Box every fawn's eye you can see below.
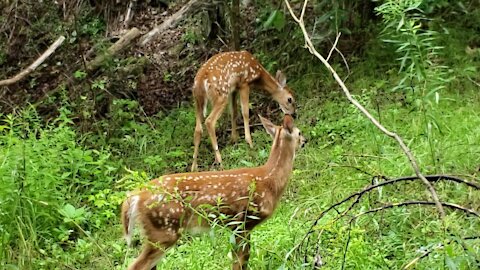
[288,97,293,104]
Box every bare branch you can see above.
[326,33,341,62]
[352,201,480,220]
[0,36,65,87]
[87,27,141,72]
[299,0,308,22]
[284,0,445,218]
[138,0,208,47]
[341,201,479,269]
[297,174,480,265]
[284,0,300,23]
[402,236,480,269]
[402,243,442,269]
[310,175,479,232]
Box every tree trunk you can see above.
[230,0,240,50]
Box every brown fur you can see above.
[191,51,296,171]
[122,115,305,270]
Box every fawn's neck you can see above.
[261,129,296,196]
[256,68,281,95]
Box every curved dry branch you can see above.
[340,201,479,269]
[351,201,480,220]
[138,0,215,47]
[298,174,480,263]
[0,36,65,87]
[284,0,445,218]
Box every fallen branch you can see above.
[285,0,445,218]
[340,201,479,269]
[298,174,480,266]
[87,27,141,72]
[352,201,480,220]
[318,175,479,225]
[138,0,206,47]
[0,36,66,87]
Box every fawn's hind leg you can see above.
[127,229,179,270]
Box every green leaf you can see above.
[263,10,285,31]
[73,70,87,79]
[62,204,76,217]
[445,256,458,270]
[397,16,404,31]
[229,234,236,245]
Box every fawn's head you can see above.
[260,114,306,151]
[273,70,296,116]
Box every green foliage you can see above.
[73,70,87,80]
[0,107,118,268]
[375,0,452,96]
[79,17,105,37]
[2,1,480,269]
[262,10,286,31]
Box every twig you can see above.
[467,76,480,88]
[284,0,445,218]
[298,174,480,263]
[340,201,479,269]
[352,201,480,220]
[138,0,208,46]
[326,32,341,62]
[0,36,66,87]
[402,235,480,269]
[402,243,442,269]
[313,175,479,228]
[124,0,137,29]
[335,45,351,81]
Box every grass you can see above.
[2,15,480,270]
[117,81,478,269]
[2,66,479,269]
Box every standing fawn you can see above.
[122,115,305,270]
[191,51,296,171]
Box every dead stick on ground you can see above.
[138,0,202,47]
[32,28,141,107]
[284,0,445,218]
[0,36,65,87]
[86,27,141,72]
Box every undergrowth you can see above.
[1,1,480,269]
[1,65,479,269]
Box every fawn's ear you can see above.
[259,115,277,138]
[275,70,287,88]
[283,114,294,133]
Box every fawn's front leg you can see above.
[232,231,251,270]
[229,90,239,143]
[205,96,228,168]
[239,84,253,148]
